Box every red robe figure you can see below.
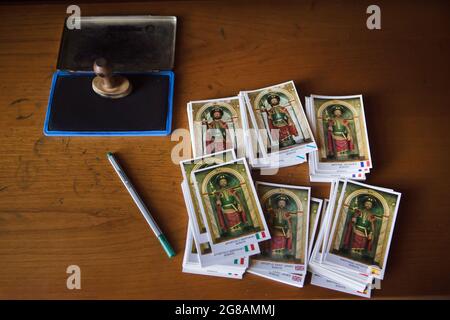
[262,94,299,148]
[213,174,248,235]
[265,195,294,256]
[326,105,354,158]
[343,197,377,255]
[203,107,232,154]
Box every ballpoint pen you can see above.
[107,152,175,258]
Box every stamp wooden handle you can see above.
[93,58,115,89]
[92,58,132,99]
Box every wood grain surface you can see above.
[0,0,449,299]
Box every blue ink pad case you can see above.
[44,15,177,136]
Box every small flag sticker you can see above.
[256,232,266,240]
[245,244,255,252]
[361,160,371,167]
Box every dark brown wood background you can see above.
[0,0,449,299]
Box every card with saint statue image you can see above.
[308,180,376,293]
[191,158,270,255]
[307,94,373,172]
[250,182,310,274]
[238,92,307,170]
[241,81,317,159]
[325,180,401,280]
[310,181,380,284]
[187,96,246,159]
[180,149,236,245]
[181,181,260,268]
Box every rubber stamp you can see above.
[92,58,132,99]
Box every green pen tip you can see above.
[107,152,113,157]
[158,234,176,258]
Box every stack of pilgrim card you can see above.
[305,95,372,182]
[187,81,318,170]
[180,149,270,279]
[308,179,401,297]
[239,82,318,168]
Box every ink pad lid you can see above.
[56,15,177,72]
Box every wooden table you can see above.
[0,0,449,299]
